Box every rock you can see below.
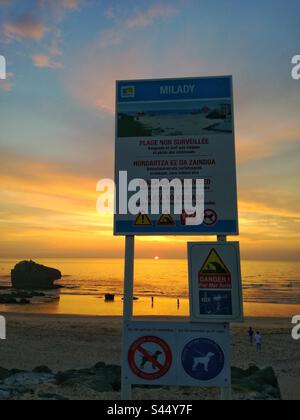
[55,370,78,386]
[38,393,69,401]
[0,362,281,400]
[232,365,281,400]
[33,366,53,374]
[0,295,18,304]
[55,363,121,392]
[0,367,10,381]
[11,260,61,290]
[11,291,46,298]
[19,298,30,305]
[250,367,278,388]
[4,372,54,387]
[0,291,48,306]
[93,362,106,370]
[0,389,11,400]
[232,365,260,382]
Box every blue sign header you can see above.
[117,76,232,103]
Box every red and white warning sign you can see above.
[128,336,172,381]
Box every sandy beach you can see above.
[0,313,299,400]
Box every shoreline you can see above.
[1,294,300,318]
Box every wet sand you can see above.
[1,295,299,318]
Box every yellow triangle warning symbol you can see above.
[157,214,176,226]
[200,249,230,274]
[134,213,152,226]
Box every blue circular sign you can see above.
[181,338,225,381]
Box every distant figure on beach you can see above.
[151,296,154,307]
[248,327,254,346]
[255,332,262,352]
[177,298,180,309]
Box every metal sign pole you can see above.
[218,235,232,401]
[121,235,135,400]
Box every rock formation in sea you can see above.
[11,260,62,290]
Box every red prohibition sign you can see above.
[128,336,172,380]
[203,209,218,226]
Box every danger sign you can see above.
[188,242,244,323]
[128,336,172,380]
[199,249,232,289]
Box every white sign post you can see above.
[114,76,242,401]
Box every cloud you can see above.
[126,4,178,29]
[0,81,14,91]
[38,0,81,21]
[32,54,63,69]
[4,15,48,41]
[62,0,80,10]
[2,1,82,73]
[101,2,178,47]
[0,71,14,91]
[0,0,13,6]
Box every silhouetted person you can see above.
[248,327,254,346]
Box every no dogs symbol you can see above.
[203,209,218,226]
[128,336,172,380]
[181,338,225,381]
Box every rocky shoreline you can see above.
[0,260,63,306]
[0,289,61,305]
[0,364,281,400]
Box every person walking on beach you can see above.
[255,332,262,353]
[248,327,254,346]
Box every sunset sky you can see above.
[0,0,299,261]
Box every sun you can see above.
[154,256,160,260]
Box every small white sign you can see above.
[123,322,231,387]
[188,242,244,323]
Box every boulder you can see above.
[11,261,61,290]
[232,365,281,400]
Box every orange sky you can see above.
[0,0,300,261]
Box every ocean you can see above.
[1,258,300,305]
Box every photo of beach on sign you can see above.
[117,100,233,138]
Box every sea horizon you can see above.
[1,257,300,318]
